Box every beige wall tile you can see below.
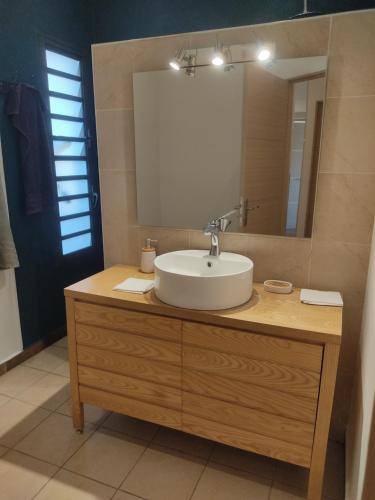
[35,469,115,500]
[92,43,134,109]
[138,227,189,256]
[253,16,330,58]
[0,450,57,500]
[15,413,94,466]
[131,34,191,73]
[310,240,370,304]
[328,11,375,97]
[96,109,135,171]
[320,97,375,174]
[313,173,375,244]
[192,462,271,500]
[100,170,136,229]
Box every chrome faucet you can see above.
[203,214,233,257]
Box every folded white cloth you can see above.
[113,277,154,294]
[300,288,343,307]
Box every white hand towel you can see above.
[113,277,154,294]
[300,289,343,307]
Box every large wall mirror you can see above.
[133,54,327,237]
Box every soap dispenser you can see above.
[140,238,157,273]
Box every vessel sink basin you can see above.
[154,250,253,310]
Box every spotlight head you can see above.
[212,41,225,66]
[169,49,184,71]
[257,47,272,62]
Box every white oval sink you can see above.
[154,250,253,310]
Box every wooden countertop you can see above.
[65,265,342,345]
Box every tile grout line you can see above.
[188,442,216,500]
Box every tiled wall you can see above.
[92,11,375,440]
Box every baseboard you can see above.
[0,325,67,375]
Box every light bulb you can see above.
[212,53,224,66]
[257,48,271,62]
[169,49,185,71]
[169,59,181,71]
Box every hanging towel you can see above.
[0,143,19,269]
[5,84,54,215]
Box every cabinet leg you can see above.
[307,463,325,500]
[72,401,84,432]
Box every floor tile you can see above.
[113,491,145,500]
[0,394,10,407]
[101,412,158,441]
[15,413,94,466]
[57,400,110,426]
[53,336,68,349]
[65,428,147,488]
[192,462,271,500]
[270,482,306,500]
[52,359,70,377]
[17,372,70,410]
[34,469,115,500]
[0,450,57,500]
[0,445,8,457]
[152,427,214,459]
[122,445,205,500]
[0,366,46,397]
[211,443,277,479]
[22,346,68,374]
[274,461,309,491]
[0,399,50,447]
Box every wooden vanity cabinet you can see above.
[65,265,342,500]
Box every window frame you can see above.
[42,40,96,257]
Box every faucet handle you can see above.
[219,218,231,232]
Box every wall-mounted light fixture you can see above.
[256,46,272,62]
[211,42,226,66]
[169,48,185,71]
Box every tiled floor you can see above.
[0,337,345,500]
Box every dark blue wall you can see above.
[91,0,375,43]
[0,0,103,349]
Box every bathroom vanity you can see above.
[65,265,342,500]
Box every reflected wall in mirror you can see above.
[133,55,327,237]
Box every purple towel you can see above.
[6,84,55,215]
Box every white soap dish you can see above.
[264,280,293,294]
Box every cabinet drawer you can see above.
[75,302,182,342]
[183,370,318,424]
[78,365,181,410]
[80,386,181,430]
[183,321,323,373]
[77,345,180,388]
[184,345,320,399]
[183,392,314,448]
[183,413,311,467]
[76,324,181,365]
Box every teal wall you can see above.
[91,0,375,43]
[0,0,103,349]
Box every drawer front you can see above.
[75,302,182,342]
[183,413,311,467]
[183,321,323,373]
[80,386,181,430]
[184,345,320,399]
[78,365,180,410]
[183,392,314,448]
[76,324,181,365]
[77,345,180,388]
[183,370,318,424]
